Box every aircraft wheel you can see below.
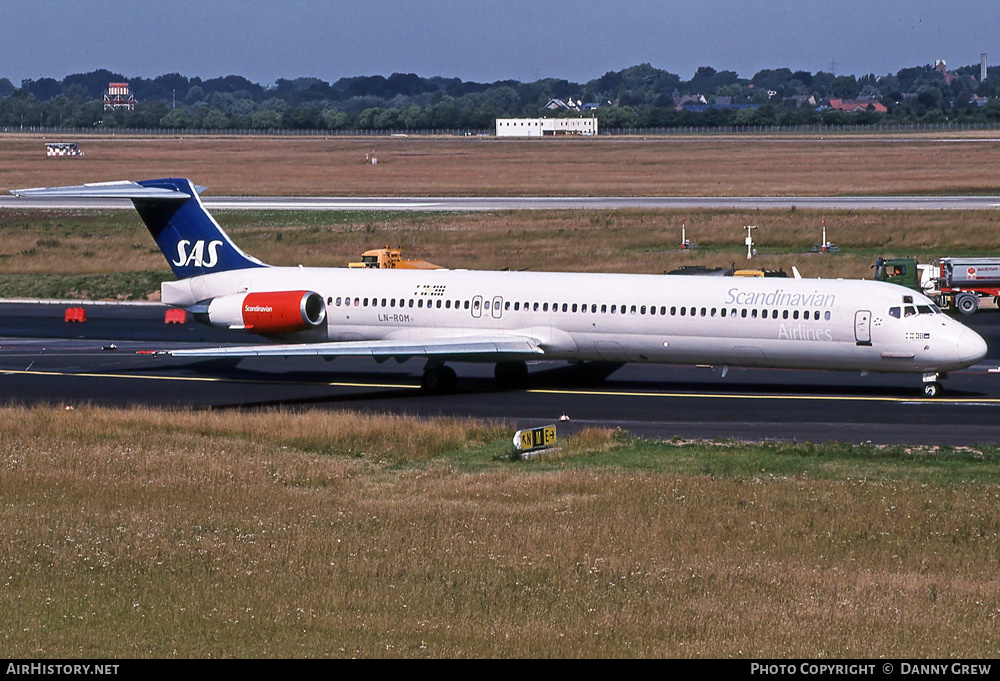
[922,382,942,399]
[421,365,457,393]
[494,361,529,388]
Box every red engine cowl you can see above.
[207,290,326,335]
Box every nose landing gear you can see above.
[922,371,945,399]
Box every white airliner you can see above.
[10,178,988,397]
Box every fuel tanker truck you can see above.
[874,256,1000,315]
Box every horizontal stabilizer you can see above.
[10,180,197,200]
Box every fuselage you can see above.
[162,266,988,374]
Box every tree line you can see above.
[3,62,1000,131]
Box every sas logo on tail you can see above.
[172,240,223,268]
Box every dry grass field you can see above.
[2,133,1000,658]
[3,131,1000,197]
[0,205,996,300]
[2,407,999,659]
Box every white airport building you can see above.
[495,117,598,137]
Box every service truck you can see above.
[873,256,1000,315]
[348,246,441,270]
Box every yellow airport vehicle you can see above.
[349,246,441,270]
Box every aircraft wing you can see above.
[164,335,544,360]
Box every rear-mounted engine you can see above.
[205,290,326,335]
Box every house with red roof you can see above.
[825,98,888,113]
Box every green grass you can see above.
[0,271,166,300]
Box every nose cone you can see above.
[958,330,989,366]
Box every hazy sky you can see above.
[2,0,999,85]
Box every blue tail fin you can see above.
[134,178,266,279]
[10,178,267,279]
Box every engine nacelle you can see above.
[205,290,326,335]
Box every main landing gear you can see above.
[420,362,457,393]
[494,360,529,388]
[419,360,532,393]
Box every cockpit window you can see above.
[889,306,900,318]
[917,305,933,314]
[904,306,917,317]
[903,295,913,304]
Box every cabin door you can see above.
[854,310,872,346]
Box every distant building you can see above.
[104,82,134,111]
[824,98,888,113]
[674,94,707,110]
[935,60,957,85]
[496,117,598,137]
[784,95,817,108]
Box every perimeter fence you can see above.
[5,121,1000,137]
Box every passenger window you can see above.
[824,311,831,320]
[793,310,799,319]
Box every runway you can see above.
[4,194,1000,211]
[2,301,999,445]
